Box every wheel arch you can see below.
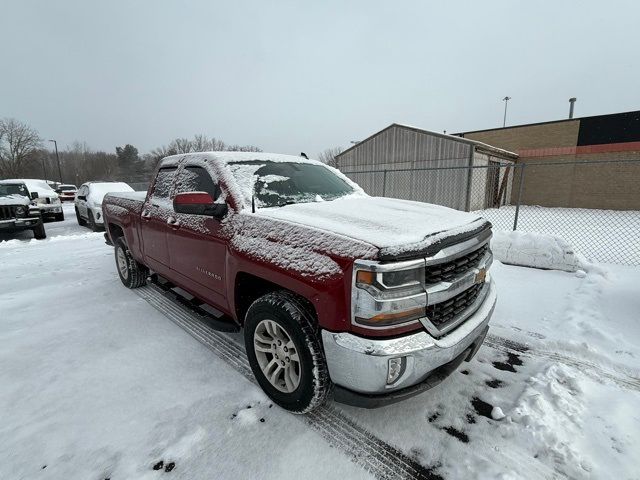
[233,272,318,326]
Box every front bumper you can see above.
[36,204,62,215]
[322,279,496,407]
[0,217,42,231]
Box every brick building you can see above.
[458,110,640,210]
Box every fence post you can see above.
[382,170,387,196]
[513,163,526,231]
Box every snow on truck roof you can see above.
[160,151,324,167]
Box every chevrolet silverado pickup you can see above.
[102,152,496,413]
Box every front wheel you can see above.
[244,291,332,413]
[114,237,148,288]
[55,211,64,221]
[32,222,46,240]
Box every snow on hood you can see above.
[87,182,133,204]
[4,179,58,198]
[0,194,30,206]
[254,196,489,260]
[223,213,378,281]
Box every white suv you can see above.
[75,182,133,230]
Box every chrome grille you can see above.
[426,282,484,328]
[425,244,489,284]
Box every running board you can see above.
[149,274,240,333]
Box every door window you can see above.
[175,166,221,200]
[152,167,177,199]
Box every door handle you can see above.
[167,216,180,229]
[141,210,151,220]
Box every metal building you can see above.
[336,124,518,211]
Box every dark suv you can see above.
[0,181,46,240]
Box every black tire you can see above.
[32,221,46,240]
[55,212,64,222]
[88,210,100,231]
[244,291,332,414]
[114,237,148,289]
[75,207,86,226]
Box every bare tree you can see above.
[0,118,43,176]
[317,146,343,168]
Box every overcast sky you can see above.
[2,0,638,156]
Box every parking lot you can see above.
[1,203,639,479]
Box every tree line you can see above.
[0,118,263,186]
[0,117,346,186]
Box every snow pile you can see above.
[476,205,640,265]
[491,230,583,272]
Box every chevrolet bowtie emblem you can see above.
[475,268,487,284]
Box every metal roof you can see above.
[337,123,518,159]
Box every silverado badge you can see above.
[475,268,487,284]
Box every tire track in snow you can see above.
[485,334,640,391]
[135,284,442,480]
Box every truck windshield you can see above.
[0,184,28,197]
[228,160,355,208]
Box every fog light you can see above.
[387,357,406,385]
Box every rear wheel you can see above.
[32,221,46,240]
[75,207,86,226]
[244,291,332,413]
[114,237,148,288]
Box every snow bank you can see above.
[491,230,583,272]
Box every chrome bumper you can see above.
[322,279,496,397]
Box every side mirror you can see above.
[30,192,39,200]
[77,195,86,201]
[173,192,228,218]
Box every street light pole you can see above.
[49,139,62,183]
[502,96,511,127]
[41,156,48,180]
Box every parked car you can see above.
[4,178,64,221]
[75,182,133,231]
[56,184,77,202]
[103,152,496,413]
[0,181,46,239]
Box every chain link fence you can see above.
[343,159,640,266]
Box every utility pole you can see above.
[49,139,62,183]
[502,96,511,127]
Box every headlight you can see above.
[52,197,61,204]
[353,260,427,328]
[15,206,26,217]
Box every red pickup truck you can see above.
[103,152,496,413]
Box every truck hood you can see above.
[0,194,30,206]
[254,196,489,260]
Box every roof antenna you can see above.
[300,152,308,159]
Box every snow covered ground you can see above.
[1,203,639,479]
